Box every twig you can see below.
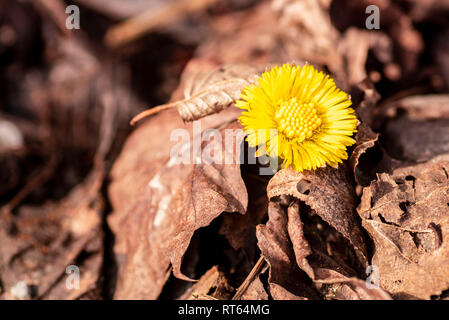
[104,0,218,48]
[232,256,266,300]
[0,155,59,219]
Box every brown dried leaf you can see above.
[168,121,248,280]
[287,202,355,280]
[218,171,268,253]
[275,0,339,53]
[348,81,405,187]
[256,196,386,300]
[383,95,449,120]
[275,0,339,61]
[239,272,269,300]
[197,1,294,65]
[240,281,269,300]
[349,121,401,188]
[331,0,424,78]
[132,64,261,124]
[256,202,319,300]
[274,0,346,86]
[110,107,248,299]
[178,266,234,300]
[177,64,261,121]
[318,275,392,300]
[0,64,120,299]
[352,79,381,127]
[349,122,379,186]
[338,28,393,86]
[286,201,391,300]
[383,95,449,162]
[358,155,449,299]
[267,166,368,266]
[348,81,380,185]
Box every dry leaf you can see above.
[358,155,449,299]
[338,28,393,86]
[349,121,402,188]
[383,95,449,162]
[168,120,248,280]
[256,194,388,300]
[331,0,424,78]
[110,107,248,299]
[256,162,391,299]
[349,122,379,185]
[349,81,381,186]
[197,1,292,65]
[348,81,405,187]
[178,266,234,300]
[131,64,261,124]
[239,272,269,300]
[256,201,320,300]
[267,166,368,266]
[383,94,449,121]
[177,64,261,121]
[317,275,392,300]
[0,63,122,299]
[286,201,391,300]
[273,0,349,87]
[218,170,268,253]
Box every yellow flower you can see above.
[237,63,357,172]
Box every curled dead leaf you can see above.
[261,165,397,299]
[349,81,404,187]
[267,166,368,267]
[286,201,391,300]
[256,195,388,300]
[358,155,449,299]
[338,28,393,86]
[349,122,379,186]
[131,64,261,124]
[110,107,248,299]
[256,201,319,300]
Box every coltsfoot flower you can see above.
[237,63,357,171]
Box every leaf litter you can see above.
[2,0,449,300]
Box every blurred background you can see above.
[0,0,448,300]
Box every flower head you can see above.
[237,63,357,171]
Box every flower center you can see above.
[274,97,322,141]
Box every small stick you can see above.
[130,103,176,125]
[0,155,58,219]
[232,256,266,300]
